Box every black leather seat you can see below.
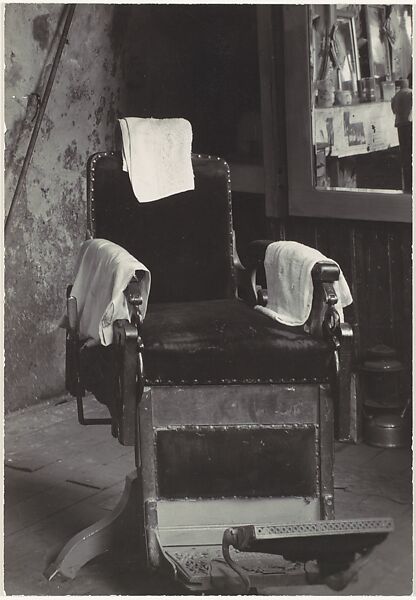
[141,299,333,385]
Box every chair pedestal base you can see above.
[44,471,141,581]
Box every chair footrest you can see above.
[225,518,393,562]
[160,518,393,593]
[251,517,394,541]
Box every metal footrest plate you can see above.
[254,518,394,540]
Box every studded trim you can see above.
[87,151,120,239]
[86,152,234,285]
[143,376,329,386]
[155,423,316,432]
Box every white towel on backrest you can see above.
[69,239,151,346]
[255,241,353,326]
[119,117,195,202]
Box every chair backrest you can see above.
[87,152,236,303]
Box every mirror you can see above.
[311,5,412,193]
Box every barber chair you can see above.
[46,152,392,593]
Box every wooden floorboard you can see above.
[5,394,107,436]
[4,396,413,595]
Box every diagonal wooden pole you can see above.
[5,4,76,235]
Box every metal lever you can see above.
[222,528,253,593]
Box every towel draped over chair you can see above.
[255,241,353,326]
[68,238,151,346]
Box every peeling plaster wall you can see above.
[4,4,126,411]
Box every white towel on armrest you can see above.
[68,238,151,346]
[255,241,353,326]
[119,117,195,202]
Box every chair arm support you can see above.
[232,229,247,298]
[64,274,146,445]
[65,290,113,428]
[310,265,356,440]
[112,272,147,446]
[245,239,274,269]
[309,261,357,441]
[239,239,274,306]
[113,319,142,446]
[336,322,356,442]
[65,290,84,398]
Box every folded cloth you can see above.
[67,239,151,346]
[255,241,353,326]
[119,117,195,202]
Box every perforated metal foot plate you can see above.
[253,518,394,540]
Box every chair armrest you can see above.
[309,261,340,339]
[124,271,146,327]
[241,241,343,340]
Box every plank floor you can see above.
[4,393,413,595]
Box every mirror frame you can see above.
[283,5,412,223]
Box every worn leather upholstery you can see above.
[141,299,333,384]
[79,299,333,407]
[91,153,235,303]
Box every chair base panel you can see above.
[150,383,320,427]
[157,498,321,546]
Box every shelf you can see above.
[314,101,399,158]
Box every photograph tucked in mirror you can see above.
[311,5,412,193]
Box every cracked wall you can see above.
[4,4,127,411]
